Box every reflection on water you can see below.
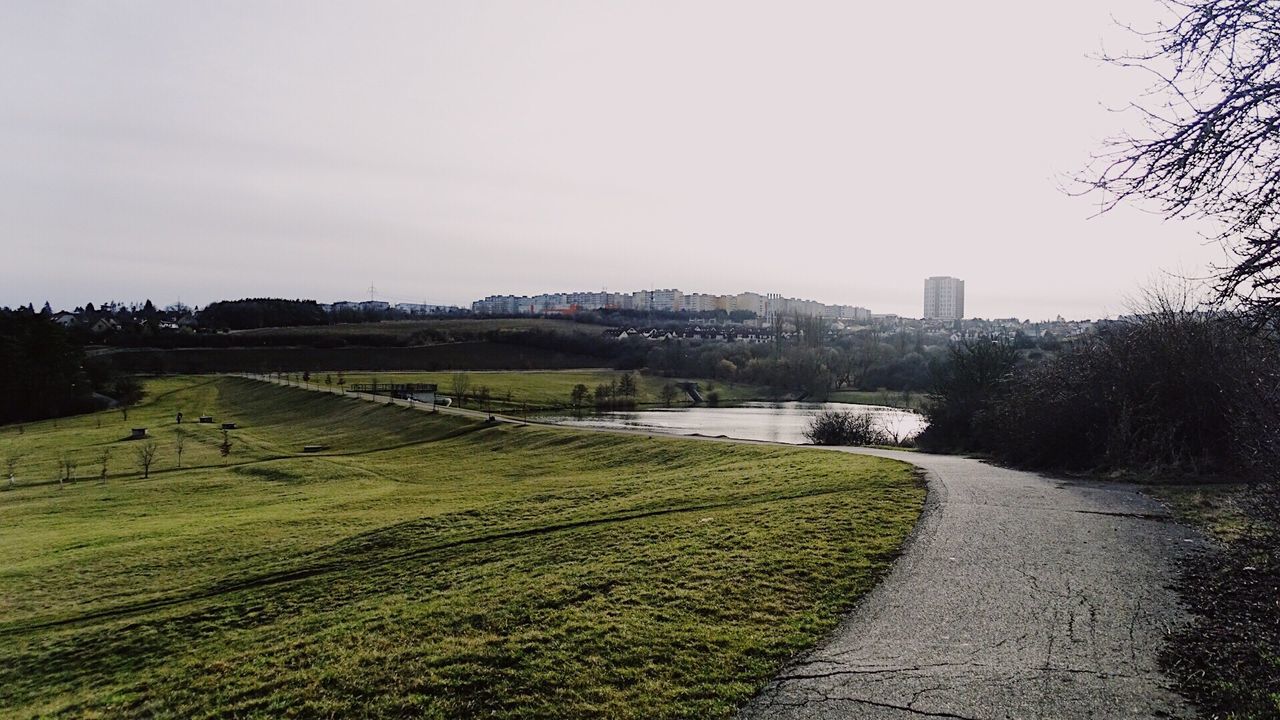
[540,402,926,445]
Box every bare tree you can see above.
[174,428,187,469]
[219,429,233,465]
[451,372,471,407]
[134,441,158,478]
[59,455,78,484]
[97,449,111,483]
[1082,0,1280,325]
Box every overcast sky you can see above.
[0,1,1225,319]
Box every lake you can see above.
[540,402,927,445]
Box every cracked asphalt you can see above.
[739,448,1202,720]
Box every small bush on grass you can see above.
[806,409,893,446]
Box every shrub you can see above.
[985,308,1278,475]
[916,340,1018,452]
[920,296,1280,476]
[805,410,890,446]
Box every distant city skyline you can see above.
[29,276,1133,324]
[2,1,1223,320]
[20,275,1127,323]
[470,287,873,320]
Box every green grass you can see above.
[0,377,924,719]
[826,389,926,411]
[320,369,773,410]
[1146,483,1254,542]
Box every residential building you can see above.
[923,276,965,320]
[733,292,767,317]
[684,293,728,313]
[472,295,531,314]
[394,303,458,315]
[632,289,683,312]
[469,286,873,322]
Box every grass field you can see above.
[322,369,773,410]
[0,377,923,718]
[826,389,926,411]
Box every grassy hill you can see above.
[0,377,923,718]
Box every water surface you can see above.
[541,402,926,445]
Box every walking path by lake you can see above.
[739,448,1200,719]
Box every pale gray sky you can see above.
[0,1,1224,319]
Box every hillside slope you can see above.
[0,377,923,719]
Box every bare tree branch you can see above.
[1080,0,1280,326]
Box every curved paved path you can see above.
[740,448,1200,720]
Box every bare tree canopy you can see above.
[1085,0,1280,322]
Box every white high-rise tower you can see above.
[923,276,965,320]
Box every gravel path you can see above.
[739,448,1200,720]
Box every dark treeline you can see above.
[0,310,93,423]
[198,299,327,330]
[89,342,601,375]
[505,318,955,399]
[0,309,139,424]
[53,295,1009,403]
[919,297,1280,477]
[637,329,949,398]
[88,315,965,401]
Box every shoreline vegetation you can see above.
[0,376,924,718]
[248,369,925,414]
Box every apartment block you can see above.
[923,276,965,320]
